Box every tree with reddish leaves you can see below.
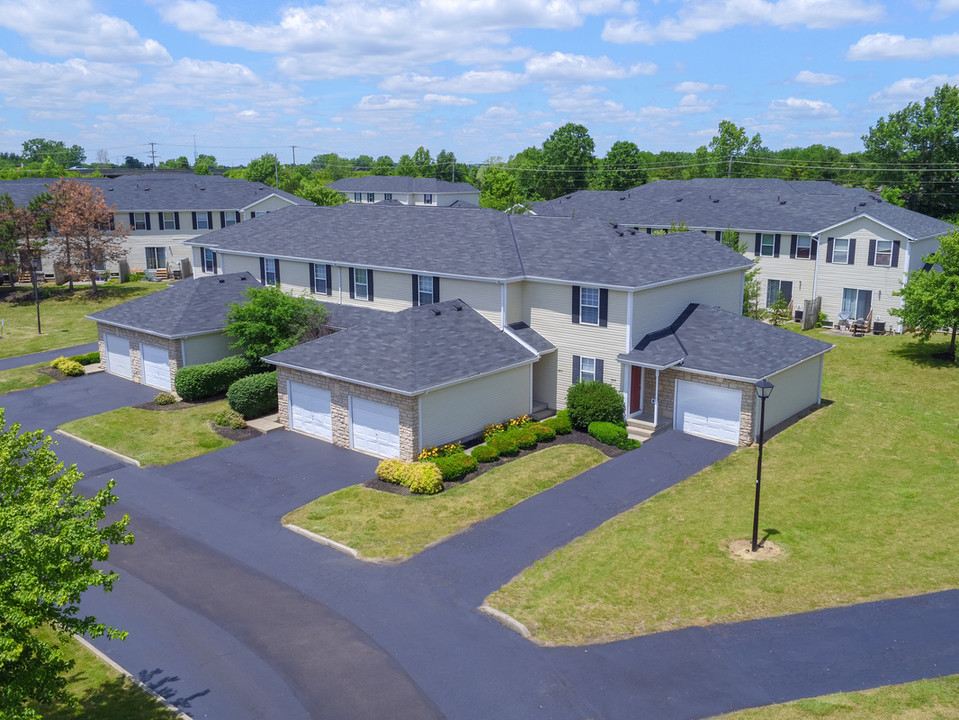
[0,193,50,288]
[46,179,128,292]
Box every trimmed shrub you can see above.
[566,380,625,430]
[432,452,478,481]
[528,423,556,442]
[153,392,177,405]
[471,444,500,463]
[174,355,257,402]
[69,351,100,366]
[490,434,519,457]
[376,458,407,485]
[542,410,572,435]
[483,413,533,440]
[588,421,642,451]
[404,462,444,495]
[226,371,278,418]
[505,426,537,450]
[57,359,85,376]
[213,409,247,429]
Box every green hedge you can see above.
[566,380,625,429]
[528,423,556,442]
[432,452,478,481]
[404,462,444,494]
[174,355,257,402]
[471,444,500,463]
[490,434,519,457]
[69,351,100,366]
[542,410,572,435]
[588,421,642,451]
[226,371,278,418]
[376,458,407,485]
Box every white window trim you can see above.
[760,233,776,257]
[424,193,433,205]
[264,257,277,286]
[196,213,209,230]
[874,240,893,267]
[354,192,362,202]
[580,287,600,325]
[796,236,811,259]
[134,212,146,231]
[367,192,375,203]
[766,279,793,308]
[580,357,596,382]
[354,268,369,300]
[162,212,176,230]
[418,275,433,305]
[146,247,166,270]
[202,248,215,273]
[314,263,327,294]
[833,238,850,265]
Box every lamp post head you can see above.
[30,258,40,270]
[755,379,774,400]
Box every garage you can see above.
[141,343,172,391]
[674,380,742,445]
[288,382,333,441]
[104,334,132,379]
[350,397,400,457]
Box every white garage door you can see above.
[141,343,171,391]
[350,397,400,457]
[675,380,742,445]
[104,333,132,379]
[288,382,332,441]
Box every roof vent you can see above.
[676,197,682,202]
[453,303,463,311]
[859,201,867,207]
[712,197,719,203]
[217,278,225,283]
[628,229,636,235]
[610,221,618,228]
[431,308,441,316]
[615,230,624,237]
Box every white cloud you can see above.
[847,32,959,61]
[380,70,527,94]
[423,94,477,106]
[525,52,654,81]
[868,74,959,110]
[0,51,138,111]
[795,70,844,86]
[674,81,727,93]
[0,0,170,64]
[154,58,260,85]
[355,95,423,112]
[768,97,839,117]
[603,0,884,44]
[935,0,959,16]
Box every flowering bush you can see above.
[483,414,533,440]
[417,441,464,462]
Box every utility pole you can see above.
[193,135,198,165]
[291,146,297,167]
[149,142,158,171]
[274,155,279,187]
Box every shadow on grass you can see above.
[0,282,163,306]
[889,338,958,368]
[36,669,188,720]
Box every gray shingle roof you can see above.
[86,272,258,338]
[265,299,537,395]
[328,175,478,194]
[0,175,311,212]
[531,179,953,240]
[193,204,752,288]
[507,322,555,354]
[619,303,834,381]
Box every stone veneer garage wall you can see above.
[277,366,419,460]
[96,324,183,390]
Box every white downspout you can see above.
[811,233,821,299]
[337,266,343,304]
[500,282,507,329]
[653,369,660,427]
[899,240,913,333]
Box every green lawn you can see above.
[284,444,607,560]
[0,282,166,359]
[714,674,959,719]
[60,399,235,466]
[486,332,959,645]
[0,361,57,394]
[30,628,178,719]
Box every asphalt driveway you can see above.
[4,370,958,719]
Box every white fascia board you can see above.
[87,317,225,341]
[814,213,911,239]
[616,355,685,372]
[239,194,295,212]
[502,326,541,358]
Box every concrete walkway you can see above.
[3,375,958,719]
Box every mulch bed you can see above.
[212,424,263,442]
[37,367,71,381]
[362,428,628,496]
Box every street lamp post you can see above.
[30,258,42,335]
[752,379,774,552]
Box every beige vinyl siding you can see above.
[181,333,236,366]
[338,268,408,311]
[909,236,940,271]
[750,236,817,312]
[277,259,310,296]
[532,351,558,409]
[245,196,296,218]
[816,218,909,324]
[441,278,502,325]
[761,356,824,436]
[506,281,525,324]
[220,253,262,278]
[526,282,629,408]
[419,365,531,448]
[632,272,743,340]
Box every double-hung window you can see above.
[223,212,237,227]
[580,287,600,325]
[874,240,893,267]
[161,212,176,230]
[832,238,851,264]
[354,268,369,300]
[766,279,793,307]
[424,193,433,205]
[579,357,596,382]
[263,258,278,286]
[196,213,209,230]
[133,212,147,231]
[418,275,434,305]
[795,236,811,259]
[145,247,166,270]
[313,263,328,294]
[354,192,362,203]
[760,233,776,257]
[202,248,216,273]
[384,193,392,201]
[367,193,375,203]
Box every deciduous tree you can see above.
[225,285,330,360]
[478,166,519,211]
[721,229,762,318]
[595,140,648,190]
[21,139,86,166]
[541,123,595,199]
[0,410,133,719]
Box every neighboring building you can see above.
[162,203,833,459]
[327,176,479,207]
[0,175,311,278]
[530,179,954,329]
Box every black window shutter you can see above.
[367,270,374,300]
[235,211,241,224]
[325,265,332,295]
[868,238,876,266]
[599,288,608,327]
[848,239,857,265]
[145,213,152,230]
[572,355,580,383]
[789,235,797,258]
[207,211,213,228]
[753,233,761,256]
[174,212,180,230]
[715,231,722,242]
[433,276,440,303]
[811,237,818,260]
[891,240,901,267]
[348,268,355,299]
[274,260,280,286]
[259,257,265,284]
[773,234,781,258]
[250,211,255,219]
[128,212,135,228]
[826,237,834,263]
[571,286,580,324]
[596,359,604,383]
[191,212,198,230]
[309,263,316,293]
[411,274,419,306]
[212,252,217,274]
[220,211,226,227]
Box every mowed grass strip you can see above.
[284,444,607,560]
[0,282,166,359]
[713,674,959,719]
[60,399,235,466]
[487,332,959,645]
[0,361,57,394]
[31,627,179,720]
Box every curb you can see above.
[478,604,535,641]
[73,635,192,720]
[54,429,141,467]
[283,523,361,559]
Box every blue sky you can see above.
[1,0,957,167]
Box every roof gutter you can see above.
[86,316,226,340]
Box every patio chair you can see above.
[837,310,851,330]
